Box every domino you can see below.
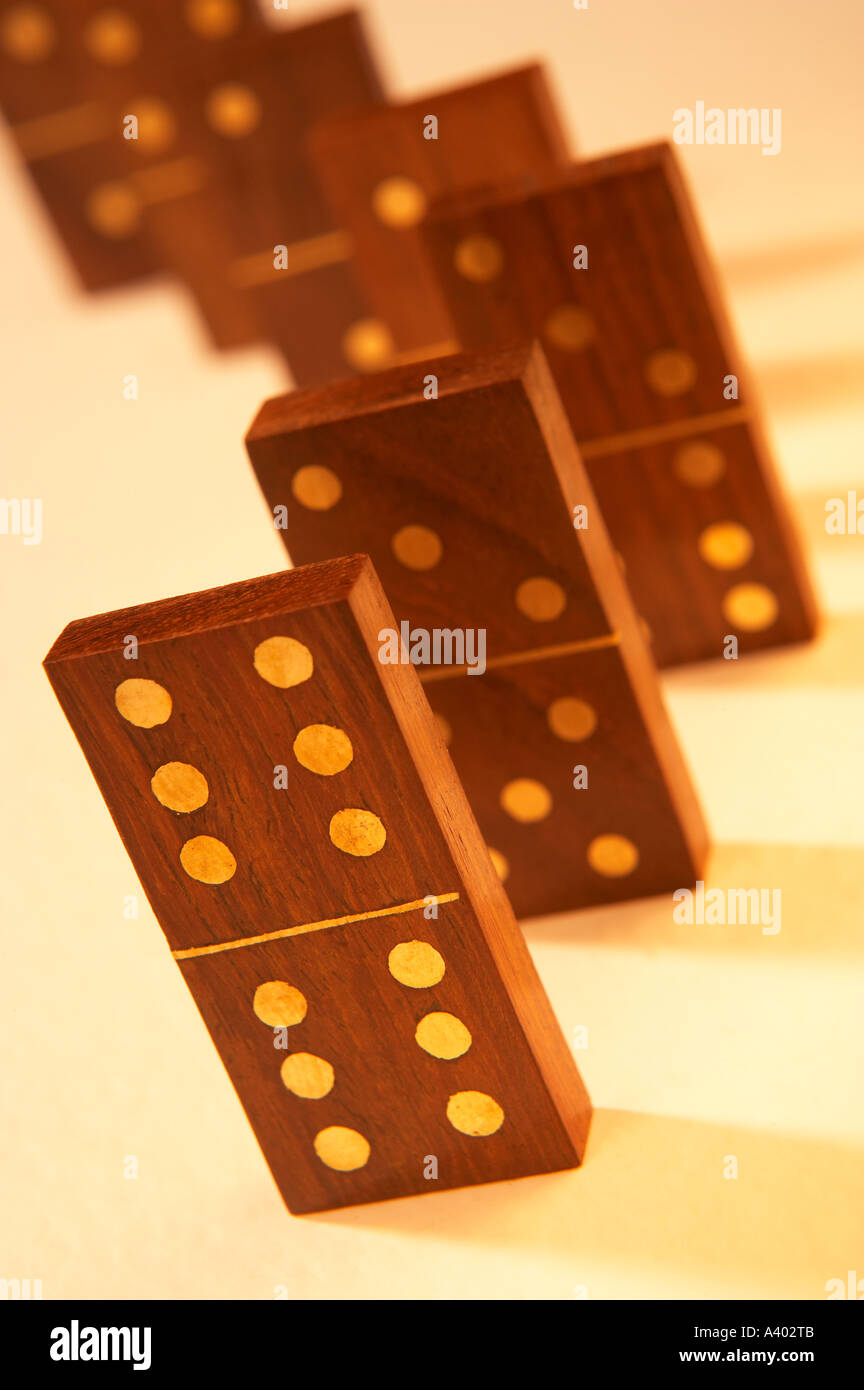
[307,64,570,367]
[245,343,708,920]
[0,0,267,293]
[421,142,819,667]
[0,5,385,369]
[43,555,591,1212]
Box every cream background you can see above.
[1,0,863,1299]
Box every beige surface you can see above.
[2,0,863,1300]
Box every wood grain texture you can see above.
[308,65,570,359]
[246,343,708,918]
[43,554,591,1213]
[421,142,819,666]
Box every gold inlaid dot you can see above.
[291,464,342,510]
[281,1052,334,1099]
[674,440,726,488]
[115,677,172,728]
[722,582,779,632]
[205,82,261,137]
[488,847,509,882]
[86,182,141,238]
[314,1125,370,1171]
[388,940,445,989]
[447,1090,504,1137]
[547,696,597,742]
[543,303,596,352]
[151,761,209,813]
[645,348,697,397]
[391,524,443,571]
[180,835,236,884]
[415,1011,472,1060]
[253,636,314,689]
[515,576,567,622]
[698,521,754,571]
[329,808,386,857]
[132,98,176,153]
[500,778,552,823]
[253,980,307,1027]
[587,833,639,878]
[293,724,353,777]
[434,712,452,746]
[453,234,504,283]
[342,318,395,372]
[1,5,55,61]
[185,0,241,38]
[85,9,140,64]
[372,176,428,227]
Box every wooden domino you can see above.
[245,344,708,920]
[43,555,591,1212]
[0,0,267,292]
[420,142,819,667]
[0,4,385,370]
[307,65,570,366]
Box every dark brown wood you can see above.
[421,142,819,666]
[307,65,570,361]
[0,0,267,292]
[0,6,385,370]
[43,554,591,1213]
[246,343,709,919]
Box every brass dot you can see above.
[415,1011,472,1060]
[86,182,141,238]
[293,724,353,776]
[543,303,595,352]
[372,176,428,227]
[185,0,241,37]
[253,980,307,1027]
[391,524,443,571]
[698,521,754,571]
[314,1125,370,1171]
[115,677,171,728]
[85,10,140,64]
[253,636,314,689]
[674,440,726,487]
[587,833,639,878]
[342,318,394,372]
[500,778,552,823]
[280,1052,334,1099]
[722,582,779,632]
[645,349,697,396]
[446,1090,504,1137]
[453,234,504,283]
[1,5,55,61]
[180,835,236,884]
[291,464,342,510]
[434,712,452,746]
[388,940,444,989]
[205,82,261,137]
[547,696,597,742]
[488,847,509,882]
[329,808,386,857]
[132,98,176,153]
[515,576,567,622]
[151,761,209,812]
